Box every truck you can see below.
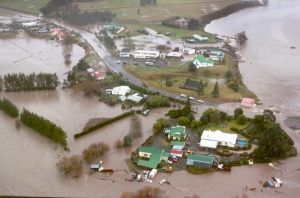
[217,164,231,172]
[143,82,149,87]
[263,177,282,188]
[162,166,173,173]
[90,161,103,173]
[184,150,195,158]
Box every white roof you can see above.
[199,139,218,148]
[201,130,237,145]
[87,68,94,73]
[167,52,183,57]
[127,95,143,103]
[193,34,209,41]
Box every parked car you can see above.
[189,96,195,100]
[116,60,121,64]
[133,62,138,65]
[123,61,128,64]
[198,100,204,103]
[170,157,178,163]
[165,160,172,164]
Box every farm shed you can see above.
[186,154,214,168]
[241,98,256,108]
[170,149,183,158]
[170,141,185,150]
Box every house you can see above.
[193,55,214,68]
[170,149,183,158]
[175,18,188,28]
[209,50,224,61]
[183,48,195,55]
[193,34,209,41]
[127,94,143,103]
[93,72,106,80]
[87,68,95,73]
[184,79,200,90]
[137,146,164,169]
[22,21,37,27]
[199,130,238,149]
[164,126,187,140]
[166,52,183,59]
[241,98,256,108]
[131,50,160,59]
[186,154,214,168]
[112,86,131,96]
[170,141,185,150]
[119,52,131,58]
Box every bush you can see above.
[230,127,239,132]
[226,160,242,167]
[82,142,110,163]
[0,97,19,118]
[185,165,211,174]
[56,155,82,178]
[123,135,132,147]
[136,109,142,114]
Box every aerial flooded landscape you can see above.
[0,0,300,198]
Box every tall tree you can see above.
[211,81,220,97]
[236,31,248,45]
[188,18,200,30]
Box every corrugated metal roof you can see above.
[241,98,255,104]
[201,130,237,145]
[170,149,183,154]
[187,154,214,163]
[170,141,185,146]
[199,139,218,148]
[139,146,163,154]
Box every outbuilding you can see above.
[183,48,195,55]
[170,149,183,158]
[186,154,214,168]
[149,169,157,178]
[170,141,185,150]
[241,98,256,108]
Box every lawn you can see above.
[208,121,250,132]
[0,0,48,14]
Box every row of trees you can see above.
[20,108,68,147]
[40,0,72,15]
[62,10,116,26]
[140,0,156,6]
[3,72,58,91]
[0,97,19,118]
[145,94,170,109]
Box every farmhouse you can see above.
[199,130,238,149]
[186,154,214,168]
[241,98,256,108]
[93,72,106,80]
[111,86,131,96]
[103,23,120,30]
[193,34,209,41]
[183,48,195,55]
[184,79,200,90]
[164,126,187,140]
[137,146,164,169]
[131,50,160,59]
[193,55,214,68]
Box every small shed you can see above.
[186,154,214,168]
[170,149,183,158]
[170,141,185,150]
[241,98,256,108]
[183,48,195,54]
[161,152,170,161]
[90,161,103,171]
[87,68,94,73]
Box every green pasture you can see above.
[0,0,48,14]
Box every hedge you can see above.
[74,110,135,139]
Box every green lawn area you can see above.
[208,120,250,132]
[0,0,48,14]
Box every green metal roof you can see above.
[139,146,163,154]
[162,152,170,158]
[187,154,214,163]
[210,50,223,56]
[170,141,185,146]
[193,55,214,64]
[164,126,186,136]
[137,159,159,169]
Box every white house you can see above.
[119,52,131,58]
[193,34,209,41]
[112,86,131,96]
[131,50,160,59]
[193,55,214,68]
[241,98,256,108]
[199,130,238,149]
[183,48,195,55]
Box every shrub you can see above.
[0,97,19,118]
[123,135,132,147]
[230,127,239,132]
[226,160,242,167]
[82,142,110,163]
[136,109,142,114]
[56,155,82,178]
[114,140,123,149]
[185,165,211,174]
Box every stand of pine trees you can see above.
[3,72,58,91]
[0,97,19,118]
[20,108,67,147]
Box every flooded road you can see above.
[1,3,300,198]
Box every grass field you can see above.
[208,121,250,132]
[0,0,48,14]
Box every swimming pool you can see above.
[237,139,247,146]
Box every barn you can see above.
[241,98,256,108]
[186,154,214,168]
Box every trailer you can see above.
[149,169,157,179]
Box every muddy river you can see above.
[1,2,300,197]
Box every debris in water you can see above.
[55,155,60,158]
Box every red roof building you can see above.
[170,149,183,158]
[94,72,106,80]
[241,98,256,108]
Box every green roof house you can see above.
[137,146,164,169]
[209,50,225,61]
[193,55,214,68]
[164,126,187,140]
[186,154,214,168]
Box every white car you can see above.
[198,100,204,103]
[189,96,195,100]
[165,160,172,164]
[116,60,121,64]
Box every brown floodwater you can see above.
[1,2,300,197]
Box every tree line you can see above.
[20,108,68,147]
[0,97,19,118]
[62,10,116,26]
[140,0,157,6]
[40,0,72,15]
[3,72,58,91]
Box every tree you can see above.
[262,0,269,5]
[225,70,233,79]
[178,116,190,126]
[137,8,140,14]
[197,80,204,95]
[191,120,202,129]
[187,112,195,121]
[114,139,123,149]
[77,58,89,70]
[56,155,82,178]
[236,114,247,125]
[236,31,248,45]
[123,135,132,147]
[188,62,196,71]
[120,186,166,198]
[257,123,289,158]
[211,81,220,97]
[210,112,221,124]
[234,108,243,118]
[263,109,276,124]
[129,114,142,140]
[188,18,200,30]
[82,142,110,163]
[200,114,208,125]
[153,122,163,135]
[227,77,239,92]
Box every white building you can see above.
[193,34,209,41]
[131,50,160,59]
[112,86,131,96]
[183,48,195,55]
[166,52,183,59]
[241,98,256,108]
[119,52,131,58]
[199,130,238,149]
[22,21,37,27]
